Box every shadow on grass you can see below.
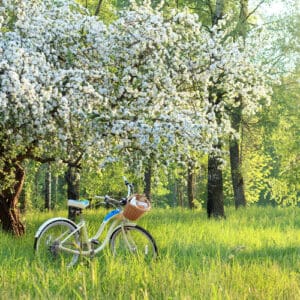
[235,245,300,269]
[157,240,300,272]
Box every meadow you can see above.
[0,206,299,299]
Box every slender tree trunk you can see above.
[144,164,152,201]
[177,180,183,207]
[187,160,196,209]
[0,162,26,236]
[94,0,103,16]
[229,0,249,208]
[173,176,177,207]
[54,174,58,208]
[65,164,81,221]
[239,0,249,38]
[230,107,246,208]
[207,155,225,218]
[45,163,52,210]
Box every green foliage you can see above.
[80,162,130,199]
[76,0,117,22]
[1,207,300,298]
[243,150,273,204]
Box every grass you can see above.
[0,206,300,299]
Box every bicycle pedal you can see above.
[91,239,100,245]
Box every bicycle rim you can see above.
[109,225,157,262]
[35,220,80,268]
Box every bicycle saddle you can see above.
[67,199,90,209]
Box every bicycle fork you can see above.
[121,225,139,254]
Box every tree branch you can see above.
[94,0,104,16]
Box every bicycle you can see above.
[34,177,158,267]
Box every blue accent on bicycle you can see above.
[104,209,121,221]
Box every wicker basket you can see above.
[123,194,151,221]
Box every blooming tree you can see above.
[0,0,276,235]
[0,0,109,234]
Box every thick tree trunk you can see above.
[65,165,81,221]
[207,155,225,218]
[45,163,52,210]
[230,107,247,208]
[0,163,26,236]
[206,0,226,219]
[143,164,152,201]
[187,160,196,209]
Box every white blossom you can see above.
[0,0,279,170]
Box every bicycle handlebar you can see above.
[123,176,134,196]
[94,195,127,208]
[94,177,134,208]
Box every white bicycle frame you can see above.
[57,211,136,256]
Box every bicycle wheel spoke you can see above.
[110,225,157,262]
[35,221,80,268]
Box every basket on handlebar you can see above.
[123,194,151,221]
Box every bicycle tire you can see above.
[109,225,158,262]
[34,219,80,268]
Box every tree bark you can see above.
[187,160,196,209]
[65,164,81,221]
[230,107,247,208]
[212,0,225,25]
[177,180,183,207]
[228,0,249,208]
[206,0,226,219]
[94,0,104,16]
[0,162,26,236]
[44,163,52,210]
[238,0,249,38]
[207,155,225,218]
[143,164,152,201]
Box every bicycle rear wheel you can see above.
[109,225,158,262]
[34,219,80,268]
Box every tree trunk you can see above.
[176,178,184,207]
[187,160,196,209]
[228,0,249,208]
[54,174,58,208]
[144,164,152,201]
[45,163,52,210]
[230,107,247,208]
[206,0,226,219]
[94,0,104,16]
[0,162,26,236]
[238,0,249,38]
[207,155,225,218]
[65,164,81,221]
[212,0,225,25]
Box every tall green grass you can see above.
[0,206,299,299]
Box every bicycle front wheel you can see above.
[109,225,158,262]
[34,219,80,268]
